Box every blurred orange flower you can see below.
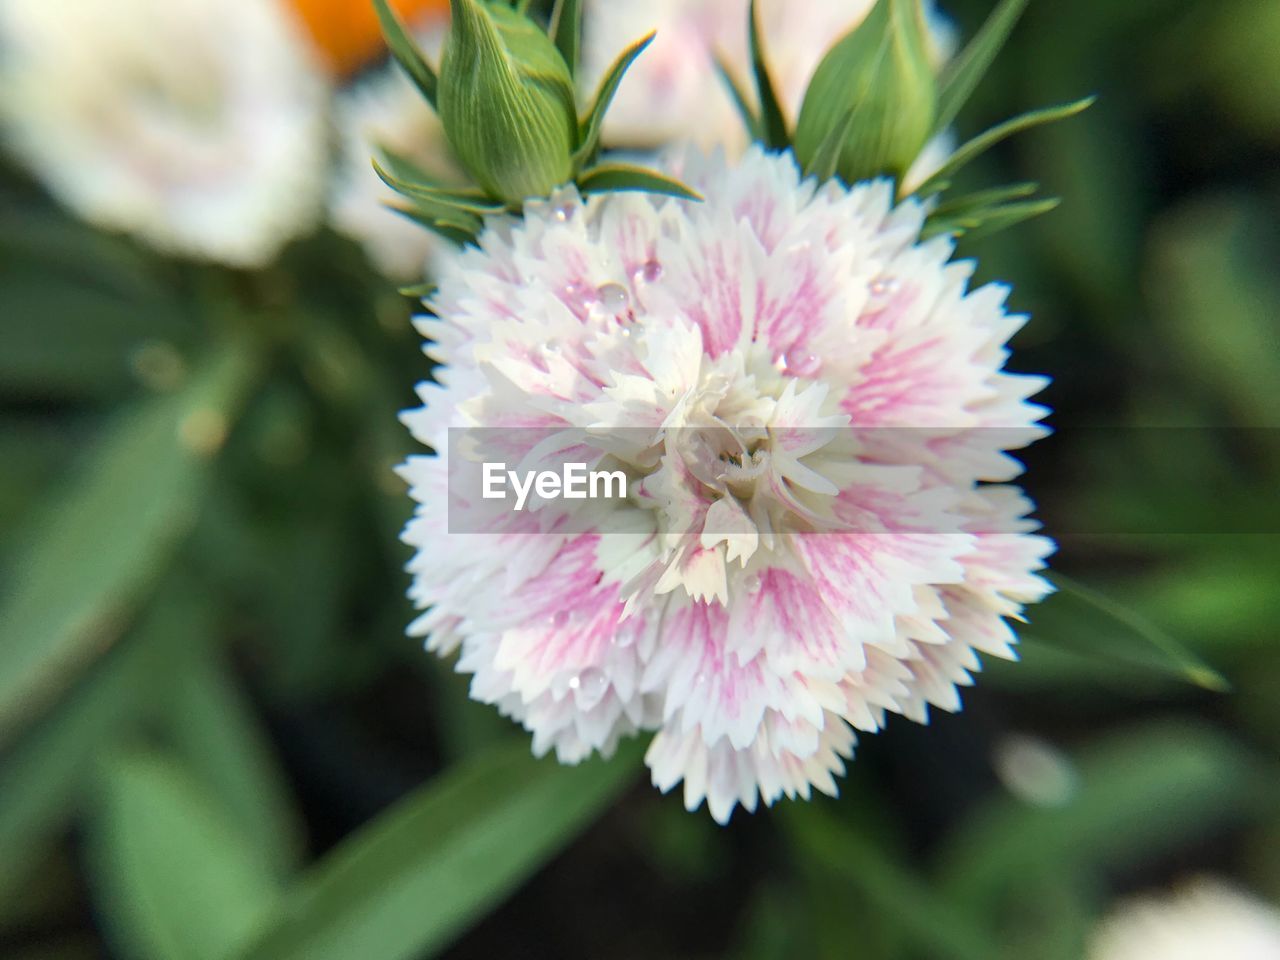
[287,0,448,76]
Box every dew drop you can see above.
[791,353,822,378]
[869,277,900,298]
[597,282,630,313]
[571,668,609,710]
[634,259,663,284]
[743,573,763,595]
[552,197,576,222]
[549,609,571,629]
[563,280,598,309]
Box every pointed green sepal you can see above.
[549,0,582,79]
[388,203,482,247]
[794,0,937,185]
[398,281,439,300]
[915,96,1095,196]
[713,52,762,142]
[373,0,439,109]
[923,195,1060,240]
[748,0,789,150]
[933,0,1028,132]
[372,158,507,215]
[573,32,655,169]
[577,163,703,201]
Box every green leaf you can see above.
[372,158,503,213]
[549,0,582,79]
[239,739,640,960]
[924,196,1060,240]
[87,750,281,960]
[0,339,259,745]
[373,0,439,109]
[1034,573,1230,692]
[748,0,789,150]
[935,722,1268,913]
[929,180,1040,213]
[934,0,1029,132]
[781,806,995,960]
[573,32,655,168]
[170,640,305,875]
[0,593,179,902]
[712,52,762,141]
[577,162,703,201]
[389,203,480,247]
[917,97,1095,195]
[0,273,189,401]
[397,281,438,299]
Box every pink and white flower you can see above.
[1090,879,1280,960]
[398,147,1052,823]
[0,0,328,267]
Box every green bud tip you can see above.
[794,0,937,187]
[439,0,578,204]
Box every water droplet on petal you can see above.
[572,668,609,710]
[550,610,571,629]
[744,573,762,595]
[791,353,822,378]
[552,197,576,222]
[869,277,900,298]
[597,282,630,313]
[634,259,663,284]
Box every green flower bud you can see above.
[793,0,937,186]
[438,0,578,204]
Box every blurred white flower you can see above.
[330,24,460,280]
[1091,879,1280,960]
[398,147,1052,823]
[0,0,329,267]
[580,0,955,190]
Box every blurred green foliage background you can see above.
[1,0,1278,958]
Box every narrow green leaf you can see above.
[573,32,654,168]
[171,640,305,875]
[373,0,439,108]
[577,162,703,201]
[374,146,452,191]
[934,0,1029,132]
[924,196,1060,240]
[935,723,1268,913]
[0,340,259,746]
[549,0,582,78]
[930,180,1039,214]
[918,97,1095,195]
[239,740,640,960]
[0,594,179,901]
[712,52,762,141]
[781,806,995,960]
[748,0,789,149]
[1041,573,1230,692]
[372,158,504,214]
[397,281,438,299]
[389,204,478,247]
[88,750,281,960]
